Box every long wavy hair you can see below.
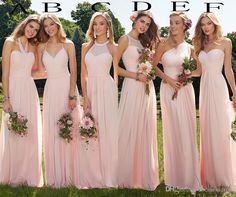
[193,12,223,55]
[10,14,41,45]
[86,12,114,44]
[133,11,160,49]
[39,14,66,43]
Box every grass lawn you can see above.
[0,108,235,196]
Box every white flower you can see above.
[4,113,10,121]
[184,69,191,75]
[67,120,73,125]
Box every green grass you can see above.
[0,109,235,196]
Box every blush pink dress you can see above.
[42,44,80,187]
[0,39,43,187]
[160,41,201,193]
[75,41,118,188]
[118,35,159,191]
[199,48,236,191]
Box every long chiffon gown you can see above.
[75,41,118,188]
[160,41,201,192]
[199,48,236,191]
[118,35,159,191]
[0,39,43,187]
[42,44,80,187]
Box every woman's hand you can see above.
[232,96,236,111]
[83,97,91,113]
[137,73,148,83]
[166,77,182,90]
[3,100,12,113]
[68,99,77,111]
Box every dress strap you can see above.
[18,38,28,53]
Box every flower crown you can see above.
[130,12,138,22]
[185,19,192,29]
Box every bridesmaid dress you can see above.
[160,41,201,192]
[199,48,236,191]
[118,35,159,191]
[42,43,80,187]
[0,39,43,187]
[75,40,118,188]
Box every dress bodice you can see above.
[10,38,34,78]
[198,49,224,75]
[42,44,70,78]
[85,41,112,77]
[161,41,191,80]
[122,35,143,72]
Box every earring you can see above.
[94,31,96,39]
[107,30,109,38]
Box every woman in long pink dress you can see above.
[78,12,118,188]
[193,12,236,191]
[0,15,43,187]
[117,11,159,191]
[37,14,79,187]
[153,12,201,193]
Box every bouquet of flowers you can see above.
[57,112,73,143]
[231,117,236,141]
[80,112,97,145]
[172,57,197,100]
[8,111,28,137]
[137,48,156,95]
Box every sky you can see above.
[31,0,235,37]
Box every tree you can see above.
[60,17,78,39]
[72,27,85,93]
[160,26,169,38]
[71,2,94,33]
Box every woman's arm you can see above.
[224,38,236,108]
[108,43,119,86]
[66,40,77,110]
[80,43,91,112]
[2,38,13,112]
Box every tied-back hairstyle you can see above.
[10,14,41,45]
[168,11,192,41]
[132,11,160,49]
[86,12,114,44]
[39,14,66,43]
[193,12,223,56]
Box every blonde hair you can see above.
[10,14,40,45]
[39,14,66,43]
[86,12,114,44]
[193,12,223,55]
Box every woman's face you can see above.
[93,15,108,38]
[24,21,40,39]
[169,15,185,36]
[200,16,215,36]
[134,16,151,34]
[43,18,59,37]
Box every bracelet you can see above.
[69,95,77,100]
[136,73,140,81]
[232,95,236,100]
